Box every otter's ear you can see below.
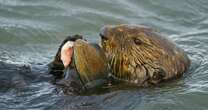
[149,68,166,84]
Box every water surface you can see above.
[0,0,208,110]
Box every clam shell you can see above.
[73,39,108,84]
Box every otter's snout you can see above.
[99,26,108,40]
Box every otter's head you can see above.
[100,25,169,84]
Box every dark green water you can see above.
[0,0,208,110]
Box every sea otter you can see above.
[49,35,108,94]
[99,25,190,86]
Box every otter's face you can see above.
[100,25,165,83]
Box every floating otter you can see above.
[100,25,190,86]
[49,35,108,93]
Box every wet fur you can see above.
[100,25,190,86]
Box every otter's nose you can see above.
[99,26,108,40]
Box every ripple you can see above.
[0,0,208,110]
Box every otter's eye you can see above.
[134,38,142,45]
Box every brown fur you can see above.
[100,25,190,86]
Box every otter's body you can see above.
[100,25,190,86]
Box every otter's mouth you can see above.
[99,26,108,41]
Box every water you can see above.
[0,0,208,110]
